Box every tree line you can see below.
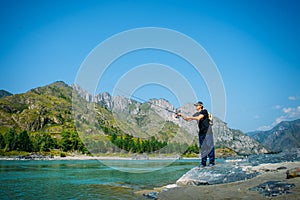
[0,128,200,155]
[85,132,199,155]
[110,133,167,153]
[0,129,87,154]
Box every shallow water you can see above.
[0,159,204,200]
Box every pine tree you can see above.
[4,129,18,151]
[40,133,56,152]
[61,131,72,151]
[0,133,5,149]
[17,131,33,152]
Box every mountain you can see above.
[0,81,268,156]
[152,99,268,155]
[95,92,268,155]
[0,90,12,98]
[249,119,300,152]
[93,93,194,144]
[0,81,73,133]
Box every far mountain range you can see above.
[0,81,299,155]
[247,119,300,153]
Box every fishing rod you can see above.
[114,87,181,117]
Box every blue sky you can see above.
[1,0,300,132]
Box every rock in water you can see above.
[286,167,300,179]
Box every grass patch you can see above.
[0,150,29,156]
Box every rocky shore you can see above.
[140,151,300,200]
[156,162,300,200]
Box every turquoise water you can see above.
[0,159,202,200]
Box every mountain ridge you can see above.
[0,81,270,155]
[249,119,300,152]
[91,89,268,155]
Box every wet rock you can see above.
[143,191,159,199]
[176,164,258,186]
[249,181,295,197]
[247,151,300,166]
[16,154,52,160]
[277,166,287,170]
[175,152,299,187]
[286,167,300,179]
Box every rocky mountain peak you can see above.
[95,92,113,110]
[149,98,174,109]
[72,84,94,102]
[112,95,136,112]
[148,98,177,121]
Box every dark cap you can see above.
[194,101,203,106]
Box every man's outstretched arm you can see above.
[176,113,204,121]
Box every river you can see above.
[0,159,207,199]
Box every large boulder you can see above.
[176,163,258,186]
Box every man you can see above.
[177,101,215,168]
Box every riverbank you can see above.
[138,161,300,200]
[0,147,239,161]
